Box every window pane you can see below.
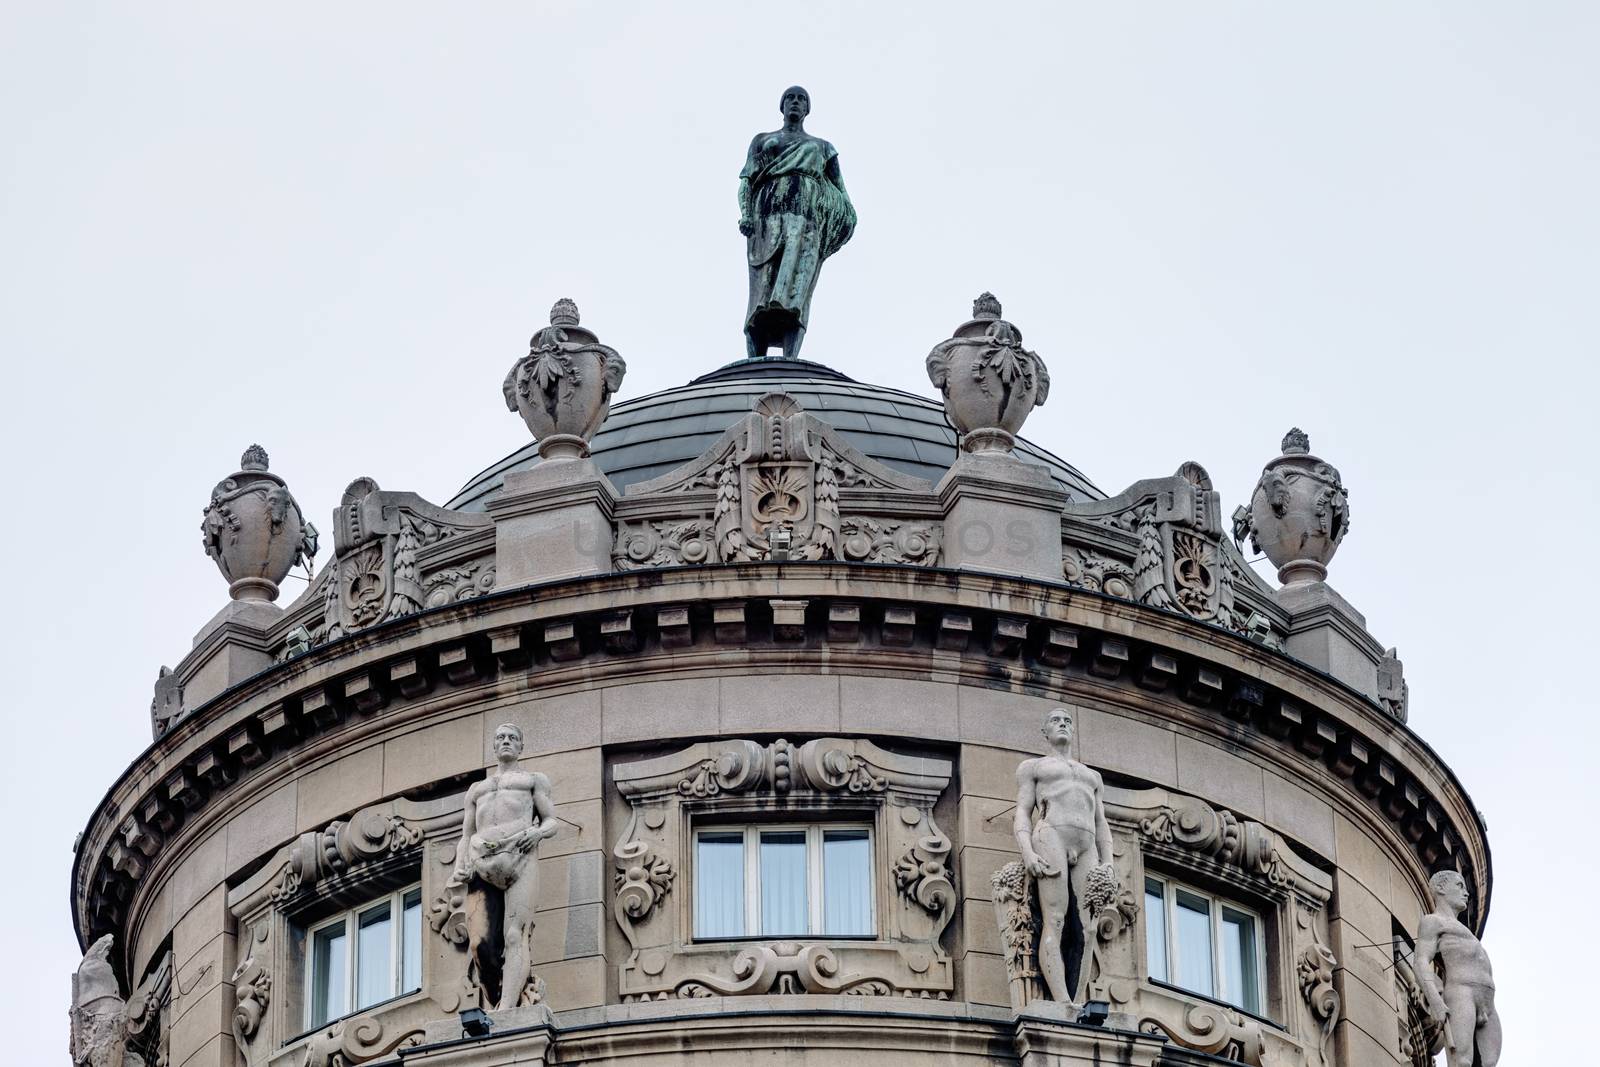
[355,903,393,1009]
[1144,878,1168,983]
[822,830,871,936]
[310,924,347,1028]
[1222,908,1260,1013]
[1175,889,1214,998]
[759,831,808,935]
[696,832,745,938]
[401,890,422,994]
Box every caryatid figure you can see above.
[737,85,856,361]
[447,723,559,1011]
[1013,707,1115,1003]
[1416,870,1501,1067]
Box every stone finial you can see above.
[549,297,580,327]
[503,299,626,461]
[1235,428,1350,586]
[201,446,316,603]
[925,294,1050,455]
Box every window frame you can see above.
[692,821,876,941]
[1144,872,1267,1016]
[301,883,424,1031]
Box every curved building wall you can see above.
[76,565,1482,1067]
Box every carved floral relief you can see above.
[612,391,939,569]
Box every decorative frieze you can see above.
[77,569,1483,997]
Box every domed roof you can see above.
[449,357,1102,511]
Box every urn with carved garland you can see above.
[200,445,317,603]
[1237,428,1351,586]
[925,293,1050,454]
[502,298,627,461]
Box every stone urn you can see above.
[502,298,627,460]
[201,445,318,602]
[925,293,1051,454]
[1236,428,1350,586]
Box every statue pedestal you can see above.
[936,452,1069,582]
[182,599,281,709]
[1276,580,1383,700]
[488,458,618,587]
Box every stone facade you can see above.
[70,142,1490,1067]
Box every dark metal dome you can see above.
[448,358,1103,511]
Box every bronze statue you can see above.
[738,86,856,360]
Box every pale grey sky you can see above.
[4,3,1595,1061]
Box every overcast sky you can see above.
[4,3,1595,1062]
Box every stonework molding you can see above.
[838,516,941,566]
[76,566,1489,980]
[225,794,471,1062]
[610,737,955,1001]
[1136,793,1294,889]
[1138,998,1267,1065]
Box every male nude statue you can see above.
[1014,707,1115,1003]
[1416,869,1501,1067]
[447,723,558,1011]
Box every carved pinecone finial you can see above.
[972,292,1002,320]
[549,297,580,327]
[240,444,270,471]
[1281,427,1310,455]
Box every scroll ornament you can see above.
[270,812,422,904]
[613,841,675,948]
[891,825,955,937]
[299,1015,424,1067]
[230,923,272,1050]
[1139,795,1293,889]
[1140,1003,1266,1065]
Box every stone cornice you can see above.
[72,563,1492,968]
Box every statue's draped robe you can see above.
[741,132,855,339]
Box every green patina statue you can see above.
[738,86,856,360]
